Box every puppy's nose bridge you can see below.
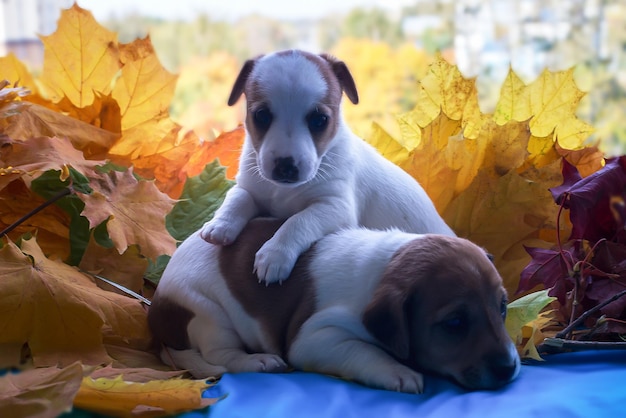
[272,157,299,183]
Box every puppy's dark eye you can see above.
[441,315,468,335]
[501,299,508,320]
[254,107,273,129]
[307,109,329,133]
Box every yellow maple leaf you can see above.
[79,169,177,260]
[112,37,178,132]
[0,237,151,368]
[367,57,602,297]
[494,67,594,149]
[39,4,121,107]
[0,53,38,93]
[74,375,217,417]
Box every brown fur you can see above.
[148,293,195,350]
[218,218,317,356]
[361,234,517,389]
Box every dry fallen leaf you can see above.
[0,362,84,418]
[79,168,177,261]
[0,237,151,368]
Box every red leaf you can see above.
[518,245,577,302]
[550,157,626,243]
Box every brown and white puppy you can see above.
[200,50,454,284]
[149,219,520,393]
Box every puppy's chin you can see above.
[447,348,521,390]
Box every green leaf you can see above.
[30,169,92,265]
[506,290,556,360]
[144,254,171,285]
[165,160,235,243]
[506,290,555,336]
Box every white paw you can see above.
[374,366,424,394]
[253,242,298,284]
[200,218,242,245]
[237,354,288,373]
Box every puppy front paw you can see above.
[254,243,298,284]
[235,353,289,373]
[374,366,424,394]
[200,218,242,246]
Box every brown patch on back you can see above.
[148,292,195,350]
[219,218,316,356]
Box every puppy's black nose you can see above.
[272,157,299,183]
[489,359,518,383]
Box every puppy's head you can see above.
[229,50,359,186]
[363,235,520,390]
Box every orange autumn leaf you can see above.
[39,4,121,107]
[122,129,201,199]
[79,169,177,260]
[0,237,150,368]
[183,126,245,180]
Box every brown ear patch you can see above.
[228,58,258,106]
[147,292,195,350]
[320,53,359,104]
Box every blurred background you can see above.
[1,0,624,155]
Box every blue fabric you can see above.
[182,351,626,418]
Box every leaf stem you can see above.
[556,289,626,339]
[0,187,73,237]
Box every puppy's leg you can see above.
[289,307,424,393]
[188,311,288,375]
[160,347,227,379]
[255,198,356,283]
[200,185,259,245]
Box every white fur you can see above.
[201,50,454,283]
[154,226,520,393]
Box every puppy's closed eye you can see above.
[439,313,470,337]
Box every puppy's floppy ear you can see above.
[320,53,359,105]
[363,291,412,360]
[228,58,259,106]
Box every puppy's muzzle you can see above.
[272,157,300,183]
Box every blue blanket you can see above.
[183,351,626,418]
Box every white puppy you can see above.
[200,50,454,283]
[149,219,520,393]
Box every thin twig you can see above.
[556,289,626,339]
[539,338,626,354]
[81,269,151,306]
[0,187,72,236]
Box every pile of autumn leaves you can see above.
[0,3,618,417]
